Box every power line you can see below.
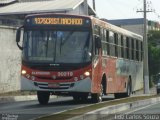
[137,0,160,22]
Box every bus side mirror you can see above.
[16,27,23,50]
[95,35,101,48]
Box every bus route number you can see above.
[58,72,73,77]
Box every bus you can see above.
[16,14,143,104]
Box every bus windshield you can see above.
[22,30,92,64]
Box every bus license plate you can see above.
[48,83,59,88]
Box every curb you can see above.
[69,97,160,120]
[0,95,57,103]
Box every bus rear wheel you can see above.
[114,83,131,99]
[37,91,50,105]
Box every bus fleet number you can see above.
[58,72,73,77]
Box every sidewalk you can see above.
[0,91,57,103]
[0,95,37,103]
[132,86,157,96]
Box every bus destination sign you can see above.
[34,17,83,25]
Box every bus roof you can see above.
[90,16,143,41]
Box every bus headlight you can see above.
[21,70,27,75]
[84,71,90,76]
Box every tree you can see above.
[148,30,160,85]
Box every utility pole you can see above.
[143,0,150,94]
[137,0,152,94]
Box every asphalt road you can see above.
[0,95,114,120]
[125,102,160,114]
[107,101,160,120]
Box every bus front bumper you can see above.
[21,76,91,93]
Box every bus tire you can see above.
[114,82,131,99]
[91,84,103,103]
[157,89,160,94]
[125,82,131,97]
[72,93,88,102]
[80,94,88,101]
[37,91,50,105]
[114,93,123,99]
[73,95,81,101]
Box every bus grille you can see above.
[34,82,72,90]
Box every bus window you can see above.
[121,35,124,46]
[129,38,132,60]
[121,35,124,58]
[109,31,115,56]
[94,35,101,55]
[136,40,139,61]
[107,43,110,55]
[131,38,135,60]
[94,25,100,36]
[114,33,118,57]
[126,37,130,59]
[123,36,127,59]
[118,34,121,46]
[102,29,106,42]
[106,30,109,42]
[102,42,107,55]
[109,31,114,43]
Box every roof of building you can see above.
[104,18,144,26]
[0,0,96,15]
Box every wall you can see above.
[121,24,144,36]
[0,26,21,93]
[68,4,86,15]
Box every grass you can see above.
[36,95,159,120]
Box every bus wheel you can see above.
[73,95,81,101]
[91,84,103,103]
[157,89,160,94]
[80,94,88,101]
[37,91,50,105]
[114,93,123,99]
[125,83,131,97]
[73,93,88,101]
[114,83,131,99]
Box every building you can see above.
[0,0,96,26]
[102,18,160,36]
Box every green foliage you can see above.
[148,30,160,84]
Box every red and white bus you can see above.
[16,14,143,104]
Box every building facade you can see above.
[0,0,96,27]
[103,18,160,36]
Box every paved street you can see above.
[0,96,114,120]
[0,87,157,120]
[106,97,160,120]
[114,102,160,120]
[0,97,90,120]
[126,102,160,114]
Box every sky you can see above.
[88,0,160,22]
